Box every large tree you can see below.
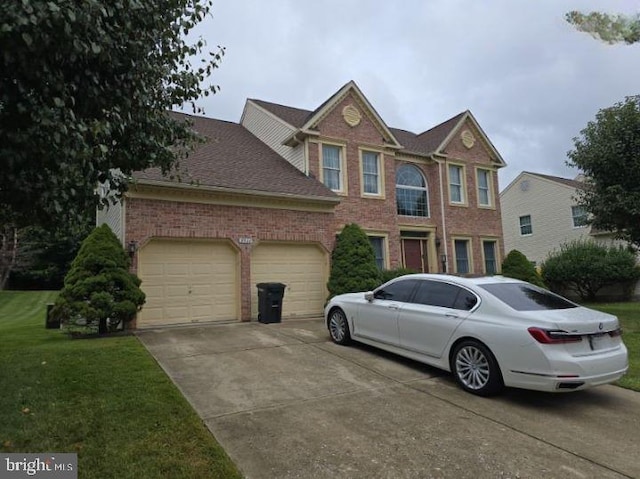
[566,11,640,44]
[0,1,223,228]
[567,96,640,249]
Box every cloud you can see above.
[187,0,639,189]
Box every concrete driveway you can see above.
[137,319,639,479]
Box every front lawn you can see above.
[586,302,640,392]
[0,291,242,479]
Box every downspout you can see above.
[437,158,449,273]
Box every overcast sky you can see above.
[185,0,639,190]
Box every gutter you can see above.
[131,178,341,205]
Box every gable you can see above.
[301,81,401,149]
[310,91,394,147]
[439,113,506,167]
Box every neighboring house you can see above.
[500,171,590,266]
[98,81,507,328]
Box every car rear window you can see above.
[480,283,577,311]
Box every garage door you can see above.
[251,243,328,320]
[137,239,239,327]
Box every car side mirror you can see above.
[364,291,374,302]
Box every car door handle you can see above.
[445,312,459,318]
[387,304,399,310]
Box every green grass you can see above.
[585,302,640,392]
[0,291,242,479]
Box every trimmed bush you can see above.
[380,267,418,285]
[51,224,145,334]
[541,240,640,301]
[327,223,381,298]
[501,249,546,288]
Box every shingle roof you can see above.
[250,99,312,128]
[133,112,337,201]
[389,112,466,156]
[255,99,466,157]
[526,172,585,189]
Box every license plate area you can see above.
[587,333,609,351]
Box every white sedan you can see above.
[324,274,628,396]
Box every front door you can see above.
[402,239,429,273]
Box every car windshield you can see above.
[480,283,578,311]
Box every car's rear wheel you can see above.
[451,340,503,396]
[328,308,351,345]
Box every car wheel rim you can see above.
[455,345,490,390]
[329,311,345,341]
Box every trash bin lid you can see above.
[256,282,286,291]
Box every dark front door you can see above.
[403,239,429,273]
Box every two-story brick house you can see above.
[99,81,506,328]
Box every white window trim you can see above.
[447,163,468,206]
[519,215,533,236]
[359,148,385,198]
[396,164,430,218]
[319,142,348,195]
[475,167,494,208]
[571,205,588,228]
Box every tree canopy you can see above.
[566,11,640,44]
[567,96,640,249]
[0,0,223,228]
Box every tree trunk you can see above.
[0,226,18,290]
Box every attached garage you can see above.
[137,239,239,327]
[251,242,328,320]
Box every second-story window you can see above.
[449,164,465,204]
[396,164,429,217]
[322,145,343,192]
[477,169,491,207]
[519,215,532,235]
[362,151,380,195]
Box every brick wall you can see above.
[307,93,503,273]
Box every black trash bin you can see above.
[256,283,286,323]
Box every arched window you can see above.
[396,165,429,217]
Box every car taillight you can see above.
[528,327,583,344]
[608,328,623,337]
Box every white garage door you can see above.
[251,243,328,320]
[137,239,239,327]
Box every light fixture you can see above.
[127,241,138,256]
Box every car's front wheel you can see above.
[451,340,503,396]
[328,308,351,345]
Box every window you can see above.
[374,279,418,302]
[519,215,532,235]
[413,280,478,310]
[449,165,464,203]
[369,236,385,269]
[396,164,429,217]
[480,283,577,311]
[476,169,491,206]
[454,239,470,274]
[362,151,380,195]
[572,206,588,227]
[322,144,343,192]
[482,240,497,275]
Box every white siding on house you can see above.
[241,101,305,172]
[96,199,124,244]
[500,174,589,265]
